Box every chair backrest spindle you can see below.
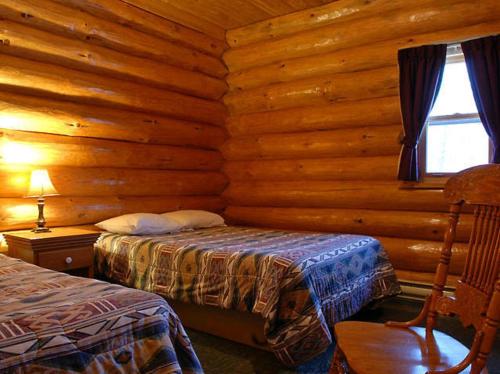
[462,205,500,294]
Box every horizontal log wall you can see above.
[223,0,499,283]
[0,0,227,231]
[0,0,227,77]
[2,196,225,230]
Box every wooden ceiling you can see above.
[121,0,334,40]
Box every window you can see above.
[421,45,491,177]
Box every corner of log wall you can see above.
[1,0,497,286]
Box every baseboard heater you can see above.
[398,280,455,301]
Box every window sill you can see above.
[399,177,449,190]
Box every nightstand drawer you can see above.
[38,246,93,272]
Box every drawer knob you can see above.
[65,257,73,265]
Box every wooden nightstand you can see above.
[4,228,101,278]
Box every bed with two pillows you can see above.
[94,210,401,366]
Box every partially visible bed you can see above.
[0,254,202,373]
[95,226,400,366]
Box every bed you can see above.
[94,226,401,366]
[0,254,202,373]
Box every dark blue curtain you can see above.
[462,35,500,163]
[397,44,447,181]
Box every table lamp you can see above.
[26,169,59,232]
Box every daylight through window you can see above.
[423,45,490,175]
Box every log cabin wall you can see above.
[0,0,228,231]
[222,0,500,283]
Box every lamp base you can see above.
[32,226,51,233]
[32,196,51,233]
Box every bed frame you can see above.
[167,299,270,351]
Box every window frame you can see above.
[418,45,492,180]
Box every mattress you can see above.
[95,226,400,366]
[0,254,202,373]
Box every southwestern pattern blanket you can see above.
[0,254,202,373]
[95,226,400,366]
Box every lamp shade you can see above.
[26,169,59,197]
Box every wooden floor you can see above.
[187,297,500,374]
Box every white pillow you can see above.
[96,213,183,235]
[161,210,225,230]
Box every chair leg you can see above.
[330,347,349,374]
[427,331,485,374]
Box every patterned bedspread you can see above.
[0,254,202,373]
[95,226,400,366]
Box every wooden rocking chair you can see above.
[330,164,500,374]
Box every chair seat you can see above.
[334,321,480,374]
